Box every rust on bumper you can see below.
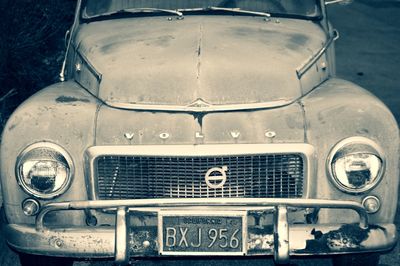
[5,198,398,265]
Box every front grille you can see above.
[95,154,304,199]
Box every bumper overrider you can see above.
[5,198,397,265]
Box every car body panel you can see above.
[0,0,399,263]
[302,78,400,224]
[74,16,328,107]
[94,101,306,145]
[0,82,98,224]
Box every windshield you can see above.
[83,0,321,19]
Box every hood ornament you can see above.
[187,98,211,108]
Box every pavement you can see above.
[0,1,399,265]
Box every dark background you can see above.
[0,0,75,126]
[0,0,399,265]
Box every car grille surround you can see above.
[95,154,305,200]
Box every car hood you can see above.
[75,15,327,108]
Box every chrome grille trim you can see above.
[86,144,315,200]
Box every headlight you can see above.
[16,142,74,199]
[327,137,385,194]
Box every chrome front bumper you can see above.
[5,198,398,265]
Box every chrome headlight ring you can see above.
[327,137,385,194]
[16,142,74,199]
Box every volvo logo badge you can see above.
[205,166,228,189]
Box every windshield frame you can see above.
[80,0,323,22]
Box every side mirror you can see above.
[325,0,353,5]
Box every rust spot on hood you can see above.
[56,96,90,103]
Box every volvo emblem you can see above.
[205,166,228,189]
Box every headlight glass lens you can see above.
[16,143,73,199]
[328,137,385,193]
[332,153,381,189]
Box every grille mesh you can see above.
[95,154,304,200]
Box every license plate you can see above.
[159,211,246,255]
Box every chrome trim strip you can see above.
[296,32,336,79]
[87,144,314,157]
[104,99,293,113]
[86,143,315,201]
[208,7,271,18]
[35,198,369,231]
[274,206,289,264]
[76,50,102,82]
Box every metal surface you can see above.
[206,7,271,18]
[325,0,353,5]
[94,102,307,145]
[95,153,304,200]
[115,207,129,264]
[296,32,336,78]
[158,210,247,256]
[105,99,294,113]
[75,50,102,81]
[302,78,399,224]
[73,50,102,96]
[362,195,381,214]
[0,81,99,224]
[5,222,397,259]
[82,7,184,19]
[74,16,327,107]
[274,206,289,264]
[87,144,313,201]
[35,198,369,231]
[21,198,40,216]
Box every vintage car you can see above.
[1,0,398,265]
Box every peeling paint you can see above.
[301,224,383,253]
[247,226,274,251]
[128,226,158,255]
[8,124,16,131]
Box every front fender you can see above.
[302,78,399,224]
[0,81,100,224]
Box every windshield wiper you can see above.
[205,6,271,18]
[83,8,183,20]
